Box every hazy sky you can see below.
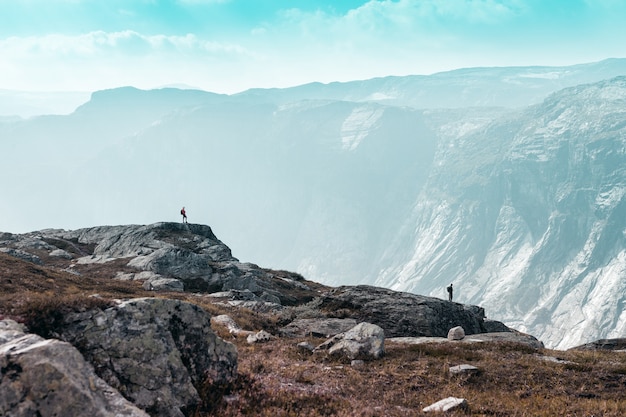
[1,0,625,93]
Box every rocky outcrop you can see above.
[389,331,544,349]
[569,338,626,351]
[54,298,237,417]
[305,285,508,338]
[0,320,149,417]
[0,222,322,305]
[316,322,385,360]
[0,247,42,265]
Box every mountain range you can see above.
[2,58,626,349]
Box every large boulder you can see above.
[448,326,466,340]
[317,322,385,360]
[309,285,508,338]
[65,223,235,262]
[56,298,237,417]
[0,320,148,417]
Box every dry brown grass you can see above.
[2,252,626,416]
[211,337,626,416]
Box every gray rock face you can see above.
[449,364,479,375]
[389,331,544,349]
[63,223,234,262]
[279,318,358,338]
[56,298,237,417]
[66,223,235,287]
[142,276,185,292]
[49,248,73,259]
[376,76,626,349]
[1,222,321,305]
[0,223,317,305]
[569,338,626,351]
[423,397,468,413]
[0,247,42,265]
[0,320,149,417]
[317,322,385,360]
[309,285,506,338]
[448,326,466,340]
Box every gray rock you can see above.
[0,248,42,265]
[279,318,358,338]
[129,247,214,283]
[0,232,14,243]
[0,319,27,344]
[483,318,512,333]
[310,285,504,338]
[229,289,261,301]
[449,364,479,375]
[423,397,468,413]
[215,262,287,305]
[15,237,55,251]
[58,223,233,261]
[225,300,285,313]
[142,277,185,292]
[389,331,544,349]
[247,330,272,344]
[50,248,73,259]
[568,338,626,351]
[5,223,321,306]
[448,326,466,340]
[318,322,385,360]
[0,323,149,417]
[56,298,237,417]
[260,291,282,304]
[465,331,544,349]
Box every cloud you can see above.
[0,31,251,59]
[0,30,261,92]
[257,0,526,56]
[177,0,230,4]
[355,0,523,24]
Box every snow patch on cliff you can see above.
[341,106,384,151]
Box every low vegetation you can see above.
[1,252,626,416]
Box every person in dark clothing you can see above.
[446,283,453,301]
[181,207,187,224]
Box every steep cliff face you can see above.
[376,77,626,349]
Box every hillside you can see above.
[1,224,626,416]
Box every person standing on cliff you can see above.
[446,283,453,301]
[181,207,187,224]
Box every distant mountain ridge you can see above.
[235,58,626,109]
[3,58,626,118]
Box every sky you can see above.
[1,0,626,94]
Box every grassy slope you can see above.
[1,252,626,416]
